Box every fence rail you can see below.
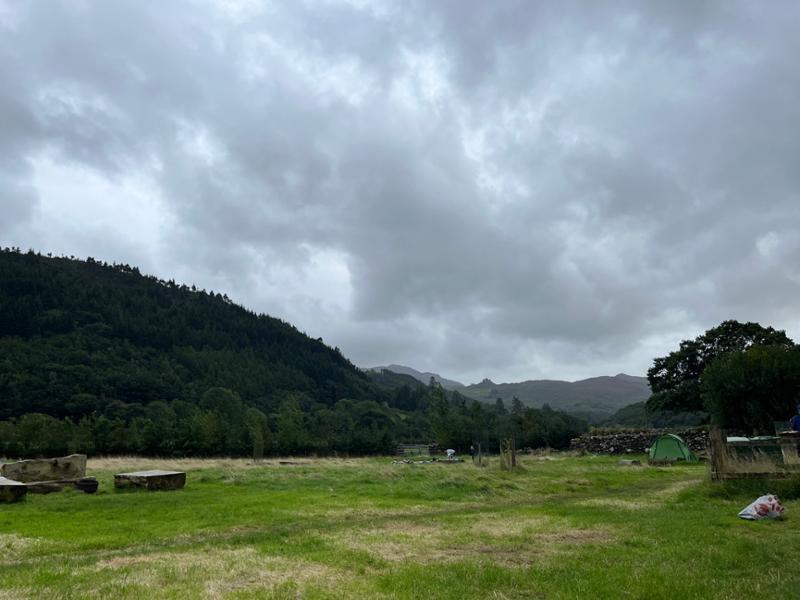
[395,444,437,456]
[709,427,800,480]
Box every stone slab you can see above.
[0,454,87,483]
[0,476,27,503]
[114,470,186,491]
[26,482,64,494]
[17,476,99,495]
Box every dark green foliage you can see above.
[0,249,373,420]
[421,380,586,452]
[701,345,800,434]
[0,249,587,457]
[601,401,708,428]
[647,320,794,413]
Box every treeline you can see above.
[600,401,708,429]
[0,383,587,458]
[0,249,587,457]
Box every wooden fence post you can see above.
[709,426,727,481]
[511,437,517,468]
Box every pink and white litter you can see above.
[738,495,785,520]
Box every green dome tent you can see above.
[648,433,697,463]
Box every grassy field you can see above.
[1,454,799,599]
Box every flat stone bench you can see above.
[0,476,28,503]
[25,477,99,495]
[1,454,86,483]
[114,470,186,491]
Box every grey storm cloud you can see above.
[2,0,800,383]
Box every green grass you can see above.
[1,455,799,599]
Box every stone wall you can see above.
[569,428,709,455]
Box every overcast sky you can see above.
[2,1,800,384]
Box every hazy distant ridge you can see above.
[371,365,650,420]
[463,373,651,419]
[366,364,466,390]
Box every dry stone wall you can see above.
[569,428,709,455]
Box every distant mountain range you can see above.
[463,373,651,421]
[366,364,467,390]
[368,365,651,421]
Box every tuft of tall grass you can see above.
[707,474,800,501]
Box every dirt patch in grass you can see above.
[0,534,41,559]
[93,546,342,598]
[564,478,592,486]
[463,513,558,537]
[369,521,441,534]
[465,523,613,567]
[0,590,32,600]
[329,515,613,568]
[332,521,445,562]
[575,479,701,511]
[308,503,439,521]
[538,529,612,544]
[576,498,650,510]
[654,480,699,499]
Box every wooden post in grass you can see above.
[709,426,727,481]
[511,437,517,468]
[500,438,517,470]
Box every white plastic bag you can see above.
[738,495,785,520]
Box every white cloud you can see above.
[2,0,800,382]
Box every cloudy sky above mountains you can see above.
[2,0,800,384]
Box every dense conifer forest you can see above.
[0,249,587,458]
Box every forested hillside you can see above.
[0,249,586,457]
[0,248,376,417]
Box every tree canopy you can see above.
[646,320,794,413]
[702,345,800,434]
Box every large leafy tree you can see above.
[702,346,800,434]
[647,320,794,413]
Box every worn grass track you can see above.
[1,455,798,599]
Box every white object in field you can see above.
[738,495,785,520]
[446,449,456,459]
